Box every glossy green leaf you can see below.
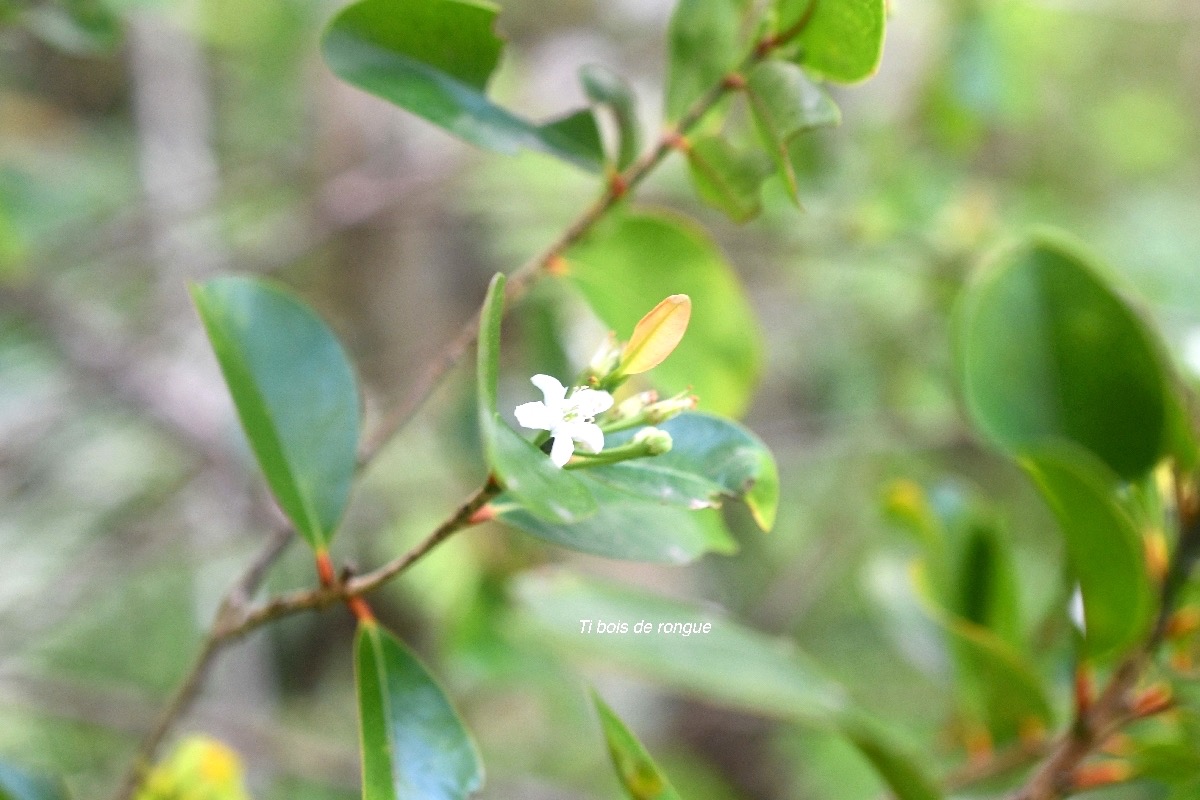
[564,211,763,417]
[592,692,682,800]
[1020,444,1153,659]
[516,571,847,721]
[592,412,779,530]
[665,0,750,120]
[0,762,68,800]
[957,233,1173,480]
[322,0,603,171]
[780,0,887,84]
[913,567,1053,742]
[191,277,359,552]
[745,61,840,199]
[477,273,596,523]
[839,714,943,800]
[580,64,641,170]
[355,621,484,800]
[495,475,735,563]
[685,136,774,222]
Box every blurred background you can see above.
[2,0,1200,797]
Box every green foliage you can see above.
[354,621,484,800]
[956,233,1175,480]
[745,61,840,200]
[0,762,68,800]
[477,272,597,522]
[685,136,774,222]
[322,0,604,171]
[837,714,942,800]
[1020,444,1153,660]
[191,277,360,553]
[579,65,641,171]
[565,211,763,417]
[592,692,683,800]
[665,0,750,120]
[780,0,887,84]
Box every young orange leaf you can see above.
[619,295,691,375]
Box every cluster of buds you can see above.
[514,295,695,468]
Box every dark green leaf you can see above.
[745,61,840,199]
[580,65,641,170]
[913,567,1054,742]
[495,475,735,563]
[593,412,779,530]
[1020,444,1153,659]
[685,135,774,222]
[839,714,943,800]
[0,762,68,800]
[957,232,1174,480]
[565,210,763,417]
[665,0,750,120]
[516,571,847,721]
[592,691,682,800]
[191,277,359,552]
[355,621,484,800]
[477,273,597,523]
[322,0,603,171]
[780,0,887,84]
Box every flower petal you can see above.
[530,374,567,405]
[570,421,605,454]
[514,401,554,431]
[571,387,614,418]
[549,433,574,468]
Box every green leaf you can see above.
[685,136,774,222]
[322,0,603,171]
[838,714,943,800]
[0,762,68,800]
[477,273,596,523]
[593,412,779,530]
[495,476,736,563]
[780,0,887,84]
[745,61,840,199]
[516,571,847,721]
[592,692,683,800]
[665,0,750,121]
[564,210,763,417]
[957,232,1174,480]
[912,566,1054,743]
[1019,444,1154,659]
[580,64,641,170]
[355,621,484,800]
[191,277,360,552]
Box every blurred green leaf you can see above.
[495,477,735,563]
[745,61,840,199]
[355,621,484,800]
[957,232,1174,480]
[477,273,597,523]
[23,0,121,55]
[779,0,886,84]
[592,691,683,800]
[322,0,603,171]
[839,714,942,800]
[565,210,763,417]
[516,571,847,721]
[665,0,750,121]
[191,277,359,552]
[580,64,641,170]
[1020,444,1153,659]
[913,566,1053,742]
[0,762,68,800]
[593,412,779,531]
[685,135,773,222]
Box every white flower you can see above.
[514,374,614,468]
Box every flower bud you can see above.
[633,426,673,455]
[587,332,622,380]
[644,391,697,424]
